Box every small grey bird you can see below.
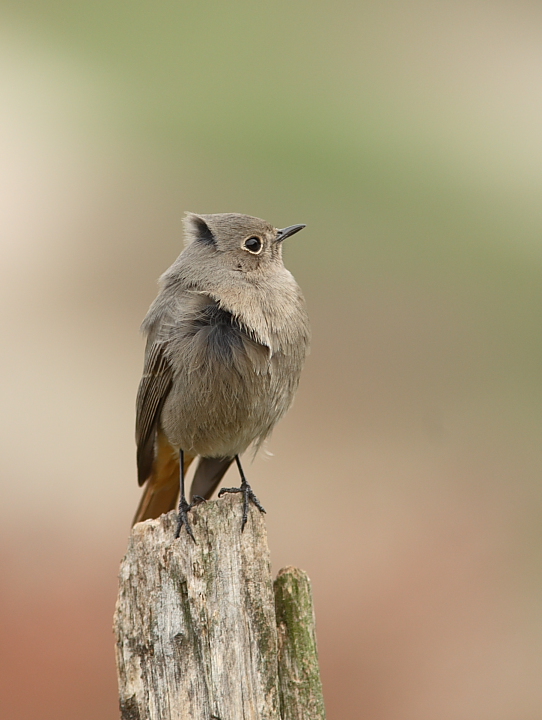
[133,212,310,538]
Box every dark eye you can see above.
[243,236,262,254]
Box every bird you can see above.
[133,212,310,539]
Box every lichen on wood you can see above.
[114,494,325,720]
[274,567,326,720]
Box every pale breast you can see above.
[160,303,303,458]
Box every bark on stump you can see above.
[114,493,325,720]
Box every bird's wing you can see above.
[135,340,174,486]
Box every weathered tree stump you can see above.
[275,568,326,720]
[114,493,325,720]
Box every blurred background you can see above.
[1,1,542,717]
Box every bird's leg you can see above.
[175,449,205,541]
[218,455,266,531]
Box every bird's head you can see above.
[181,212,306,276]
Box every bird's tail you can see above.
[133,431,195,526]
[190,456,234,501]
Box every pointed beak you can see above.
[276,224,306,242]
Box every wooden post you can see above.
[114,494,325,720]
[274,568,326,720]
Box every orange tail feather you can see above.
[133,430,194,526]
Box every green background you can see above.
[1,2,541,718]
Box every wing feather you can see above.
[135,342,174,486]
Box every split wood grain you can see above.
[114,494,325,720]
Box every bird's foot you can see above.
[174,495,206,541]
[218,480,266,531]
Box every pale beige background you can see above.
[1,2,542,718]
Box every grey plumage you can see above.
[134,212,310,532]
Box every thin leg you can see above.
[218,455,266,531]
[175,449,205,541]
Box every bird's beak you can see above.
[275,224,306,242]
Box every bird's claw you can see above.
[174,497,204,541]
[219,481,266,531]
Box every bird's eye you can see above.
[243,236,262,254]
